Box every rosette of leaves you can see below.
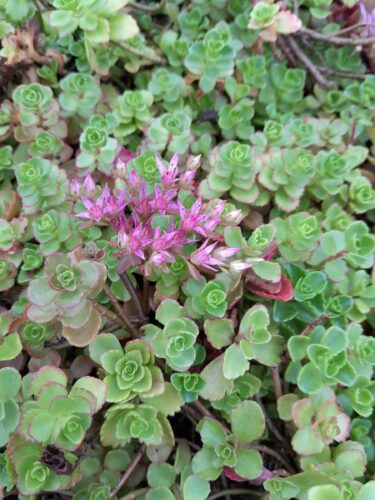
[112,90,154,139]
[148,68,186,107]
[32,210,81,255]
[18,244,45,284]
[100,402,174,448]
[279,387,351,456]
[200,142,261,204]
[184,23,236,93]
[171,373,205,402]
[89,334,164,403]
[151,256,189,299]
[218,98,254,140]
[248,1,301,42]
[184,277,228,320]
[192,405,265,480]
[12,83,66,143]
[126,151,161,186]
[291,325,359,394]
[149,299,199,371]
[336,270,375,322]
[308,148,367,201]
[58,73,101,119]
[19,320,55,356]
[345,176,375,214]
[258,63,306,115]
[212,372,262,417]
[0,367,21,446]
[49,0,139,45]
[343,377,375,418]
[237,55,267,88]
[27,252,107,346]
[273,212,321,262]
[0,217,27,253]
[28,131,72,162]
[178,6,209,39]
[159,31,190,68]
[77,124,118,175]
[7,435,80,496]
[0,313,22,361]
[147,111,191,154]
[258,149,316,212]
[19,366,106,451]
[15,158,68,214]
[223,304,283,379]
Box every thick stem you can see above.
[103,284,140,338]
[110,444,146,498]
[113,41,166,64]
[271,367,283,400]
[285,36,332,90]
[94,302,124,327]
[299,26,375,46]
[120,272,147,323]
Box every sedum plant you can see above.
[0,0,375,498]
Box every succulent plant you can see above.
[15,159,68,214]
[147,111,191,154]
[0,368,21,446]
[112,90,154,139]
[89,334,164,402]
[27,252,107,346]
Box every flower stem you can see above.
[110,444,146,498]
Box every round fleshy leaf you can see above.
[147,463,176,488]
[231,401,265,444]
[234,449,263,480]
[89,333,122,364]
[297,363,323,394]
[0,367,21,401]
[183,475,210,500]
[156,299,183,325]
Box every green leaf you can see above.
[277,394,300,421]
[142,382,182,416]
[200,355,233,401]
[231,401,265,444]
[0,333,22,361]
[183,475,210,500]
[147,463,176,489]
[109,14,139,41]
[234,449,263,479]
[198,417,227,447]
[307,485,341,500]
[146,487,175,500]
[223,344,249,380]
[156,299,184,325]
[204,319,234,349]
[88,333,122,365]
[297,363,323,394]
[0,367,21,401]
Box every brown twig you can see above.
[300,313,329,336]
[110,444,146,498]
[120,272,148,323]
[277,36,298,66]
[271,367,283,400]
[285,36,333,89]
[316,65,371,81]
[103,283,140,337]
[299,26,375,46]
[94,302,124,327]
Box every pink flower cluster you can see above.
[72,151,240,273]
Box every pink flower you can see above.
[70,179,81,196]
[77,186,110,222]
[149,186,178,215]
[156,153,179,187]
[359,2,375,37]
[116,147,135,171]
[83,174,96,196]
[190,240,224,271]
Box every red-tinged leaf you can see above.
[249,275,294,301]
[224,466,247,482]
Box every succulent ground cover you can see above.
[0,0,375,499]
